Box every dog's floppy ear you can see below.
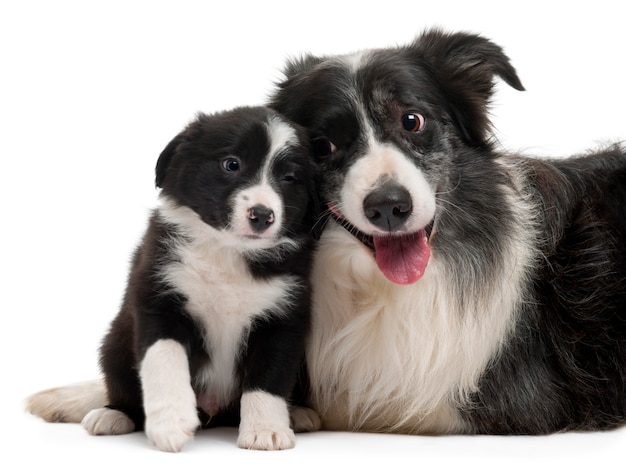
[269,54,326,126]
[280,53,325,81]
[412,28,525,146]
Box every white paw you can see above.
[140,339,201,452]
[290,405,322,432]
[238,390,295,450]
[145,408,200,453]
[82,408,135,435]
[237,425,296,450]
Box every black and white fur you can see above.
[269,29,626,434]
[26,30,626,438]
[26,106,321,451]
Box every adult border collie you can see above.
[269,29,626,434]
[26,106,321,451]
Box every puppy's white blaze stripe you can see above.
[237,390,295,450]
[341,139,436,233]
[262,116,298,184]
[214,117,298,246]
[226,116,298,246]
[266,117,298,154]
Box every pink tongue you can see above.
[373,230,430,285]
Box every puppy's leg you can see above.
[140,339,200,453]
[237,390,295,450]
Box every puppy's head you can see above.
[156,106,319,252]
[270,28,524,284]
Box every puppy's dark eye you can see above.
[221,157,241,172]
[282,173,297,183]
[401,113,425,132]
[312,137,337,157]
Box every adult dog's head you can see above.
[270,29,524,284]
[156,106,320,254]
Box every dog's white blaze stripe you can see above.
[341,138,437,234]
[331,73,437,234]
[157,197,297,413]
[340,49,370,74]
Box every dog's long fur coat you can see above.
[269,29,626,434]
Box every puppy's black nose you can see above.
[363,184,412,231]
[248,205,275,232]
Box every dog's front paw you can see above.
[290,405,321,432]
[145,409,201,453]
[82,407,135,435]
[237,425,296,450]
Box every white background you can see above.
[2,1,625,468]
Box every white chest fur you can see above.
[157,202,296,413]
[307,163,536,433]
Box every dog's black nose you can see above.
[363,184,412,231]
[248,205,275,232]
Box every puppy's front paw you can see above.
[145,409,200,453]
[237,425,296,450]
[140,339,201,452]
[238,390,295,450]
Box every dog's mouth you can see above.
[328,204,433,285]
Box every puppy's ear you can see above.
[155,135,184,189]
[155,114,209,188]
[412,28,524,146]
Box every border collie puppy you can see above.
[269,29,626,434]
[26,106,321,451]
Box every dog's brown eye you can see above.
[402,113,425,132]
[221,157,241,172]
[312,137,337,157]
